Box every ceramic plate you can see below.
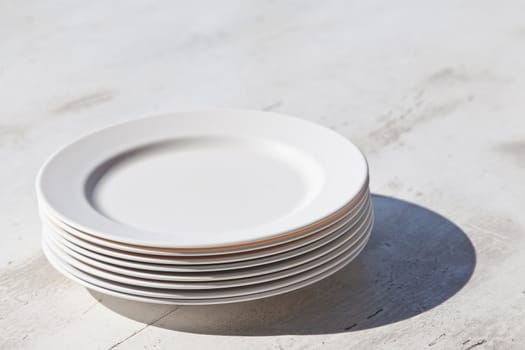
[42,213,373,302]
[44,198,371,274]
[41,194,371,266]
[43,204,373,281]
[39,186,369,257]
[37,110,368,249]
[44,211,372,289]
[43,233,370,305]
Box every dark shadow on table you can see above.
[91,194,476,335]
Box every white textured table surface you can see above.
[2,1,525,349]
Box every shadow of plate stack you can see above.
[93,194,475,335]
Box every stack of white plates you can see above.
[37,110,372,305]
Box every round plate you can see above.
[40,185,369,257]
[40,184,369,257]
[44,204,372,289]
[44,198,371,274]
[44,210,372,289]
[41,191,370,266]
[43,232,370,305]
[37,110,368,249]
[44,202,372,282]
[42,214,373,303]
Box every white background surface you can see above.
[1,0,525,349]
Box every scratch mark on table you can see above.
[262,101,283,111]
[81,296,103,316]
[53,90,116,115]
[465,339,487,350]
[366,308,383,319]
[428,333,446,346]
[107,306,179,350]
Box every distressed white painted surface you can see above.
[1,0,525,349]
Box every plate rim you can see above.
[43,209,373,290]
[42,233,370,305]
[40,186,370,258]
[43,197,372,274]
[42,213,373,303]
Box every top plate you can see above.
[37,110,368,248]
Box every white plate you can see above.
[44,198,371,274]
[43,204,373,282]
[44,211,372,289]
[39,185,369,257]
[42,213,373,302]
[43,231,370,305]
[40,185,369,257]
[37,110,368,249]
[41,194,371,266]
[42,195,370,268]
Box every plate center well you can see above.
[85,136,324,235]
